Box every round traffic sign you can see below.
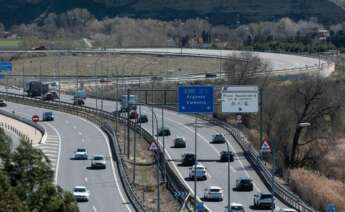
[32,115,39,123]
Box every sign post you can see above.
[178,85,213,212]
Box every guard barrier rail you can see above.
[0,92,202,212]
[197,114,315,212]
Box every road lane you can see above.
[3,102,132,212]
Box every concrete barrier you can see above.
[0,110,45,145]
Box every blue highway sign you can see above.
[178,85,214,113]
[327,204,336,212]
[0,62,12,72]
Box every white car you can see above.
[91,155,106,169]
[73,186,90,201]
[276,209,297,212]
[230,203,245,212]
[203,186,223,201]
[74,148,88,160]
[189,164,207,180]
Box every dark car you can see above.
[157,127,171,136]
[129,110,138,119]
[211,133,226,144]
[181,153,196,166]
[73,98,85,106]
[174,137,186,148]
[219,151,234,162]
[137,115,148,123]
[0,99,6,107]
[205,72,217,78]
[235,177,253,191]
[42,112,54,121]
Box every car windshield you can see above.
[74,188,86,192]
[262,194,273,198]
[210,188,221,192]
[231,206,244,210]
[77,149,86,152]
[241,179,251,183]
[94,156,104,160]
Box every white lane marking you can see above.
[154,109,261,192]
[85,177,88,182]
[73,116,132,212]
[92,205,97,212]
[78,132,82,136]
[44,122,62,185]
[82,138,85,143]
[9,109,62,185]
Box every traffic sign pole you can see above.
[194,114,197,212]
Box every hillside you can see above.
[1,0,345,27]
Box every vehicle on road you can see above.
[129,110,138,119]
[174,137,186,148]
[42,91,59,101]
[73,98,85,106]
[73,186,90,201]
[229,203,245,212]
[253,193,275,209]
[235,177,253,191]
[74,89,86,100]
[189,164,207,180]
[0,99,6,107]
[24,80,49,97]
[181,153,196,166]
[100,78,111,83]
[91,155,106,169]
[157,127,171,136]
[137,114,148,123]
[211,133,226,144]
[120,95,137,112]
[276,209,297,212]
[219,151,234,162]
[42,112,54,121]
[203,186,223,201]
[74,148,88,160]
[205,72,217,78]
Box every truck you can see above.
[120,95,137,112]
[253,193,275,209]
[25,80,60,100]
[24,81,49,97]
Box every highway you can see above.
[1,102,133,212]
[57,94,290,211]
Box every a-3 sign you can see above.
[178,85,214,113]
[221,86,258,113]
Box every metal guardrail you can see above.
[0,91,198,212]
[196,115,315,212]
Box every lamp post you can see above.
[225,141,231,212]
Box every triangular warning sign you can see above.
[149,142,158,151]
[260,140,271,153]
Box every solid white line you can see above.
[73,116,132,212]
[85,177,88,182]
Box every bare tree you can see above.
[223,52,272,85]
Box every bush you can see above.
[289,168,345,211]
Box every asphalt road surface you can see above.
[2,102,133,212]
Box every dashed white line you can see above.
[92,205,97,212]
[85,177,88,182]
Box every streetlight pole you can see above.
[225,141,231,212]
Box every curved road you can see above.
[2,102,133,212]
[57,94,290,211]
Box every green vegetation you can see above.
[0,39,20,48]
[0,128,79,212]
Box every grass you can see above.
[0,39,20,48]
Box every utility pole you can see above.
[127,89,130,159]
[161,107,166,182]
[259,87,263,150]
